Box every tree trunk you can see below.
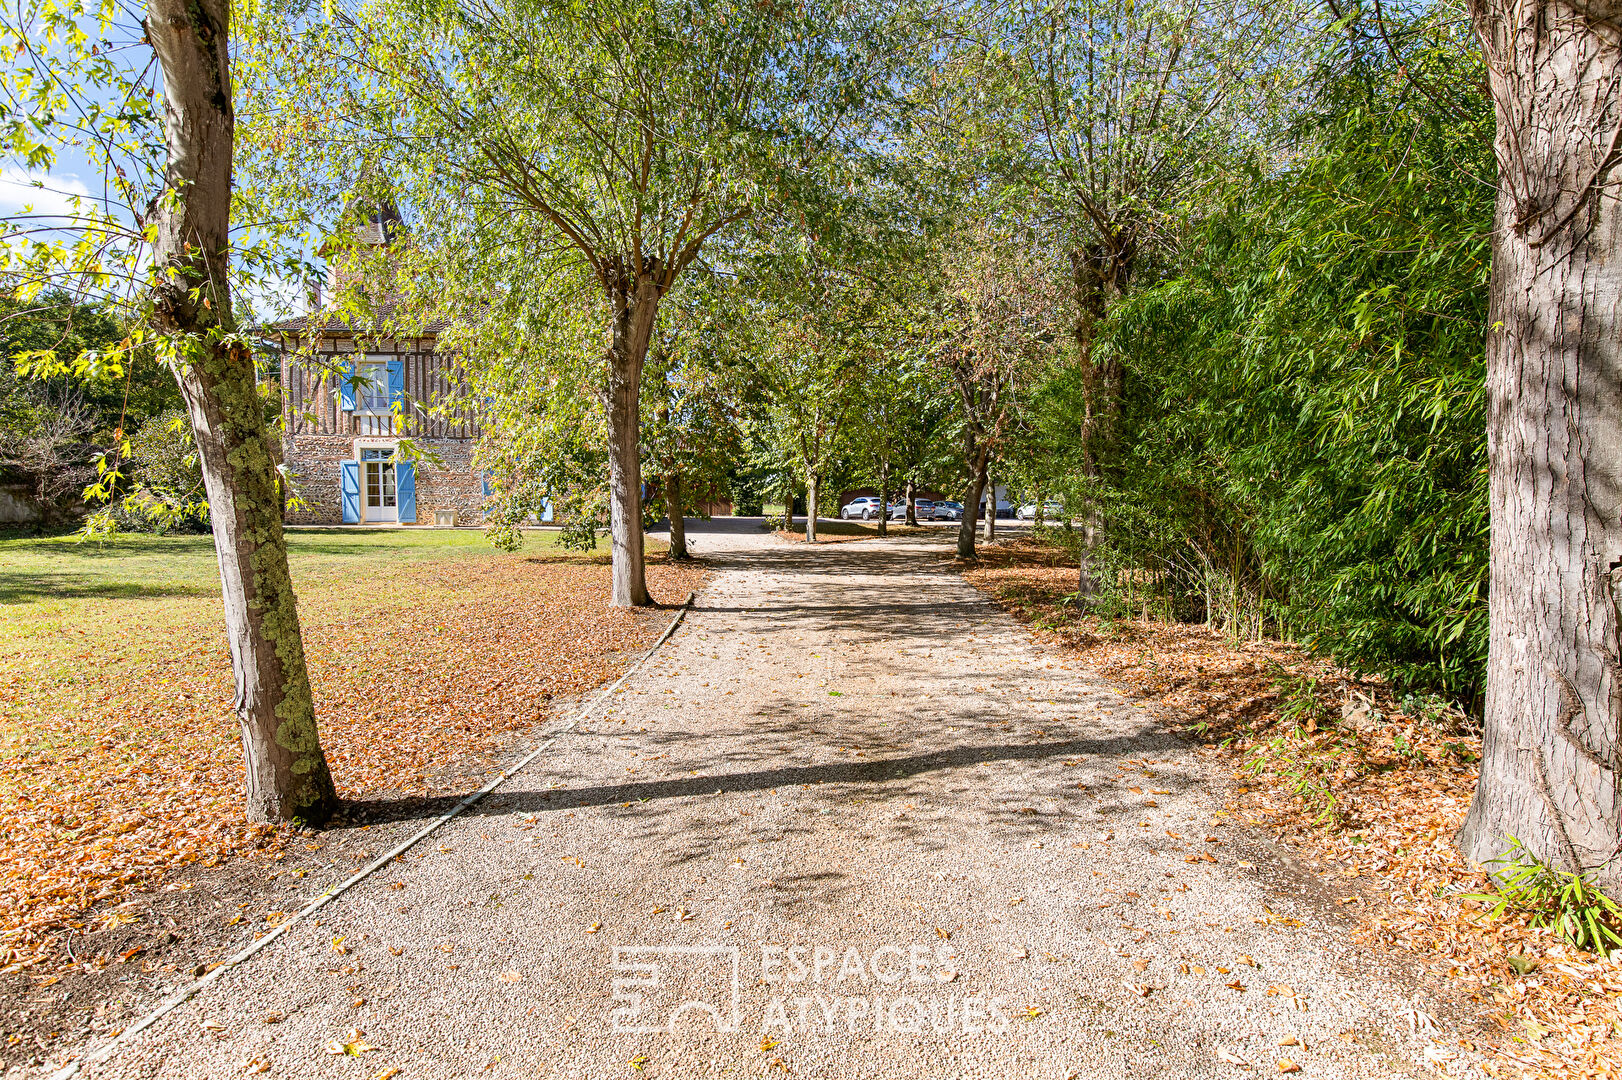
[805,470,819,543]
[148,0,336,825]
[983,468,996,542]
[1070,243,1130,608]
[1078,508,1104,602]
[905,478,917,526]
[663,472,688,560]
[875,460,889,537]
[603,263,659,607]
[1460,0,1622,890]
[958,447,989,559]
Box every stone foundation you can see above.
[283,434,484,526]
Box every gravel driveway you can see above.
[75,521,1472,1080]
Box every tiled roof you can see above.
[260,310,449,336]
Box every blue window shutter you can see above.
[387,358,404,408]
[337,358,355,412]
[480,472,491,498]
[340,459,360,523]
[396,460,416,523]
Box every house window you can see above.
[354,359,392,435]
[361,447,397,522]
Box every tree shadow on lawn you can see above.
[340,729,1182,827]
[0,532,216,560]
[0,573,215,604]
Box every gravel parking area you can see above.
[60,520,1473,1080]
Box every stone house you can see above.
[262,208,486,526]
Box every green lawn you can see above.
[0,524,698,970]
[0,526,609,607]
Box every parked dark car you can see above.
[890,499,935,520]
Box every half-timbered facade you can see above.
[267,315,486,526]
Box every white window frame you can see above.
[354,356,395,435]
[356,441,399,523]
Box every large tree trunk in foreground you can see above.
[663,473,688,560]
[958,447,989,559]
[603,265,658,607]
[149,0,336,824]
[1460,0,1622,890]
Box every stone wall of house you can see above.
[283,434,485,526]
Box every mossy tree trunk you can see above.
[147,0,337,825]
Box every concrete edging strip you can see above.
[51,590,697,1080]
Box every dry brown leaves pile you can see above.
[0,550,705,974]
[962,537,1622,1080]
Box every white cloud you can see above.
[0,168,94,222]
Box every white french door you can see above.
[361,448,397,522]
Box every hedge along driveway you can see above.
[0,527,706,971]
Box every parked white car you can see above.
[840,496,882,520]
[1017,501,1066,521]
